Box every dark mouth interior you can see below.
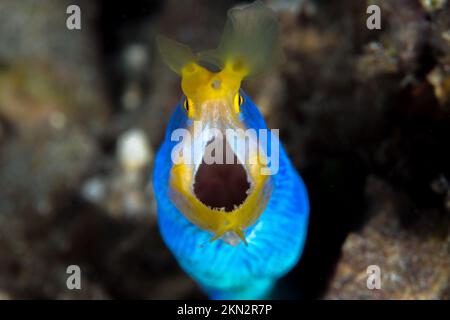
[193,138,250,212]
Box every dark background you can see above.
[0,0,448,299]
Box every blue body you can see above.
[153,92,309,299]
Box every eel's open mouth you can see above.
[193,138,251,211]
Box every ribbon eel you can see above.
[152,1,309,299]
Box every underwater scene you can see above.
[0,0,449,301]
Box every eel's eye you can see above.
[234,93,244,113]
[183,98,190,111]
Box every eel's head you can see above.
[157,2,282,245]
[169,62,273,245]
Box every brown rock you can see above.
[325,177,450,299]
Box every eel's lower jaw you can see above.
[168,132,273,245]
[169,101,273,244]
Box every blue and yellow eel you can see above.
[152,1,309,300]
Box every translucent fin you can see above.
[235,229,248,246]
[156,35,197,74]
[198,1,284,77]
[210,228,226,243]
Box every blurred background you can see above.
[0,0,449,299]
